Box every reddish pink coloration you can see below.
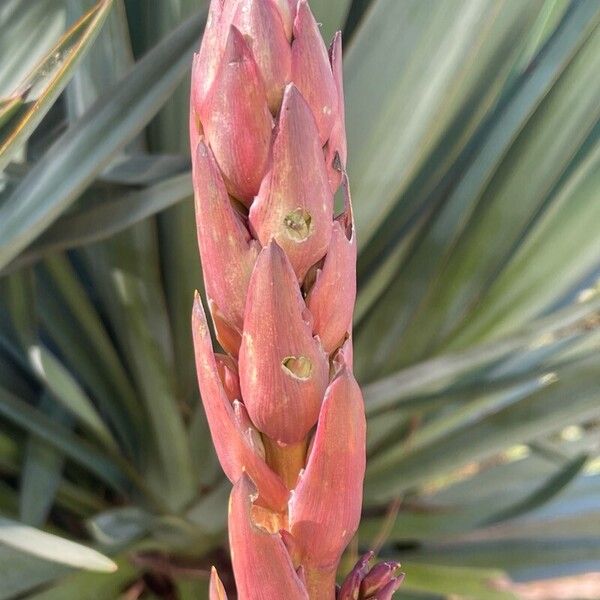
[215,354,241,402]
[201,26,273,203]
[291,1,337,144]
[190,1,399,597]
[228,475,309,600]
[272,0,295,40]
[209,566,228,600]
[326,32,347,192]
[306,218,356,353]
[231,0,291,112]
[250,85,333,282]
[289,365,366,571]
[192,294,288,511]
[239,242,328,444]
[193,141,259,337]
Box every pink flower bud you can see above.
[232,0,291,112]
[326,32,347,192]
[289,365,366,570]
[239,242,328,444]
[192,141,260,343]
[192,0,226,110]
[201,26,273,203]
[228,474,309,599]
[192,293,288,511]
[291,1,338,144]
[272,0,296,40]
[209,566,228,600]
[306,214,356,353]
[249,84,333,282]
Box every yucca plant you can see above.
[0,0,599,599]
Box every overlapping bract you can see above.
[190,1,373,598]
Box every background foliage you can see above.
[0,0,599,598]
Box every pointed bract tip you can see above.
[209,566,228,600]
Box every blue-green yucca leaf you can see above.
[395,563,517,600]
[398,28,600,362]
[19,393,71,528]
[0,545,69,600]
[7,172,192,273]
[63,0,197,511]
[21,558,137,600]
[364,353,600,502]
[481,452,589,525]
[361,431,599,541]
[0,515,116,572]
[403,535,600,583]
[0,6,207,271]
[346,0,549,250]
[0,1,66,96]
[0,0,114,173]
[362,296,600,415]
[354,1,600,380]
[0,385,129,494]
[354,0,600,327]
[134,0,208,409]
[447,129,600,349]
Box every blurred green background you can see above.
[0,0,599,598]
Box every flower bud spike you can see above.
[193,141,259,338]
[249,84,333,281]
[191,2,374,596]
[291,1,338,144]
[201,25,273,203]
[232,0,291,112]
[239,241,328,444]
[192,293,288,511]
[289,366,366,571]
[209,566,228,600]
[229,474,309,600]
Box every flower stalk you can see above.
[190,1,402,597]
